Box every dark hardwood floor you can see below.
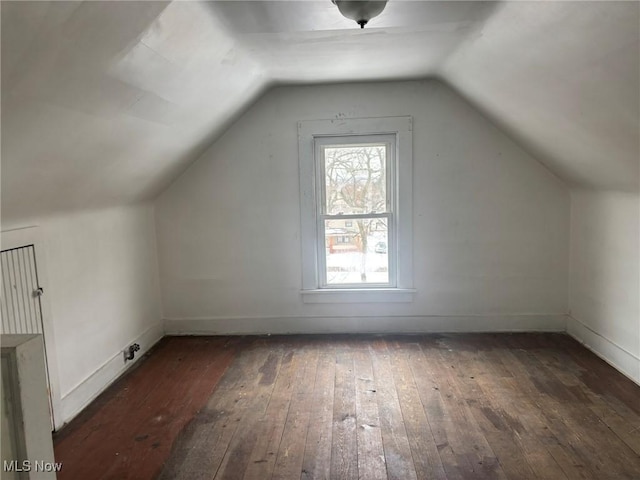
[54,334,640,479]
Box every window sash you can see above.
[316,135,394,216]
[317,212,396,288]
[315,134,397,289]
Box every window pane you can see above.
[324,218,389,285]
[323,145,387,215]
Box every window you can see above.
[318,136,393,286]
[298,117,414,303]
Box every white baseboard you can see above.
[566,315,640,386]
[59,323,164,426]
[164,314,567,336]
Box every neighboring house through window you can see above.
[298,117,414,303]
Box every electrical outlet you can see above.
[124,343,141,362]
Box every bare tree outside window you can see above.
[322,144,390,284]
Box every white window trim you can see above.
[298,116,414,303]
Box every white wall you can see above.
[1,204,163,426]
[156,80,570,334]
[568,190,640,383]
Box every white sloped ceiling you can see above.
[442,1,639,192]
[1,1,268,222]
[1,1,638,223]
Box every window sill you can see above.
[301,288,415,304]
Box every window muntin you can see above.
[315,135,396,288]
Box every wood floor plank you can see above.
[533,344,640,456]
[454,344,568,480]
[353,344,387,480]
[422,337,512,480]
[216,349,286,479]
[490,339,598,479]
[107,337,241,480]
[330,347,358,480]
[271,344,319,480]
[505,336,640,478]
[54,337,191,475]
[54,337,241,480]
[415,337,492,479]
[498,335,637,478]
[54,334,640,480]
[370,339,418,480]
[158,338,273,480]
[405,339,471,480]
[551,334,640,417]
[386,339,448,480]
[301,342,336,480]
[242,340,301,480]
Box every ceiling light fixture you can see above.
[332,0,388,29]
